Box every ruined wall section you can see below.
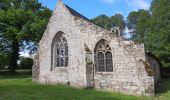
[123,43,155,96]
[94,40,155,96]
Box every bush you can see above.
[20,57,33,69]
[0,53,10,69]
[162,67,170,78]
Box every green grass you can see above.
[0,74,170,100]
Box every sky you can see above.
[39,0,153,19]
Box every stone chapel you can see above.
[33,0,161,96]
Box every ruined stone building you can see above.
[33,0,161,96]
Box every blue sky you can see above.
[39,0,152,19]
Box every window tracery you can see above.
[95,40,113,72]
[52,32,68,69]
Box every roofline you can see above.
[64,4,112,32]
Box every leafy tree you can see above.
[92,13,126,32]
[110,14,126,32]
[127,10,151,43]
[91,14,111,30]
[147,0,170,67]
[0,0,52,73]
[0,53,10,69]
[20,57,33,69]
[127,0,170,67]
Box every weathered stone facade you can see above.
[33,1,161,96]
[32,52,39,82]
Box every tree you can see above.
[91,14,111,30]
[92,13,126,33]
[0,0,52,73]
[0,53,10,69]
[110,14,126,32]
[127,0,170,67]
[127,10,151,43]
[147,0,170,67]
[20,57,33,69]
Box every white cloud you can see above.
[101,0,150,10]
[20,51,30,57]
[102,0,121,4]
[125,0,150,10]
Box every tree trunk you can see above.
[9,39,19,74]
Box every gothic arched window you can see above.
[98,52,104,71]
[95,40,113,72]
[52,32,68,69]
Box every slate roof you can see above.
[64,4,95,24]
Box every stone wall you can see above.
[94,42,154,96]
[32,52,40,82]
[85,44,94,87]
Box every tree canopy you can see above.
[91,13,126,33]
[0,0,52,73]
[127,10,151,43]
[127,0,170,67]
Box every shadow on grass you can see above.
[156,78,170,95]
[0,70,31,79]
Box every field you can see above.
[0,73,170,100]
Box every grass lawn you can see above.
[0,73,170,100]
